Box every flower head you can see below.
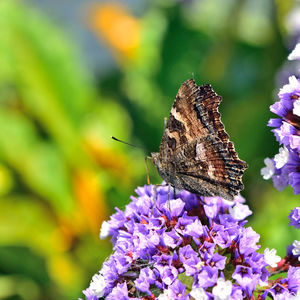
[262,46,300,195]
[289,207,300,229]
[82,184,295,299]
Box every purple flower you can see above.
[233,265,258,291]
[199,241,215,257]
[263,59,300,195]
[106,283,129,300]
[207,253,227,270]
[210,224,231,249]
[184,218,203,238]
[81,184,293,299]
[134,267,156,294]
[231,286,244,300]
[82,289,99,300]
[289,207,300,228]
[286,266,300,293]
[287,240,300,261]
[268,118,283,129]
[197,266,218,288]
[159,265,179,285]
[290,172,300,194]
[162,229,182,249]
[238,227,260,256]
[167,279,188,300]
[265,283,290,299]
[263,266,300,299]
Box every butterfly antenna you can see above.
[187,71,195,79]
[111,136,151,153]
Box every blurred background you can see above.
[0,0,299,299]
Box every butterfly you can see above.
[151,79,248,201]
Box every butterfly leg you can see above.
[152,184,159,214]
[168,184,171,212]
[144,156,152,184]
[152,183,169,213]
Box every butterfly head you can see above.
[151,152,174,185]
[150,152,159,167]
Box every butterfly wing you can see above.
[155,79,247,200]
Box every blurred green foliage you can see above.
[0,0,298,299]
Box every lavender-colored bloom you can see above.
[263,266,300,299]
[264,283,290,299]
[207,253,227,270]
[270,101,290,119]
[199,241,215,257]
[197,266,218,288]
[290,172,300,194]
[162,229,182,249]
[231,286,244,300]
[273,123,296,147]
[279,76,300,102]
[263,46,300,195]
[232,265,256,288]
[268,118,283,129]
[289,207,300,228]
[179,245,198,262]
[238,227,260,256]
[82,184,296,299]
[184,218,203,238]
[82,289,99,300]
[287,240,300,262]
[166,279,188,300]
[134,267,156,294]
[106,282,129,300]
[158,265,179,285]
[210,224,231,249]
[286,266,300,293]
[272,173,289,191]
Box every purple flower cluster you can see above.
[82,184,300,299]
[262,266,300,299]
[289,207,300,229]
[261,43,300,195]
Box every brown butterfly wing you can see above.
[154,79,247,200]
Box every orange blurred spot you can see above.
[89,2,141,61]
[73,170,108,235]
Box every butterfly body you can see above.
[151,79,247,201]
